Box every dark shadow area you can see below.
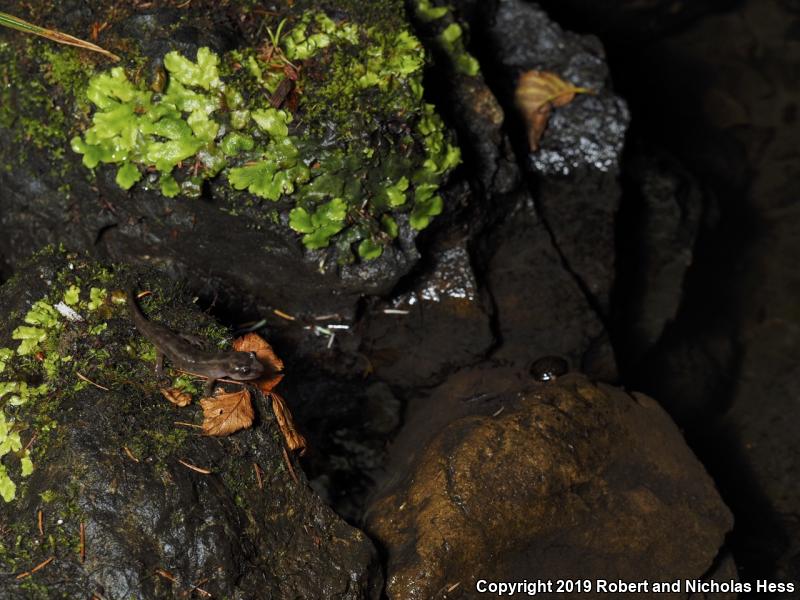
[535,0,793,591]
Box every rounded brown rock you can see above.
[365,370,735,599]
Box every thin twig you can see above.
[178,459,211,475]
[187,578,212,598]
[37,511,43,537]
[173,421,203,430]
[0,11,120,61]
[282,446,298,484]
[15,556,54,579]
[24,434,37,452]
[273,309,295,321]
[173,368,245,387]
[76,372,109,391]
[253,462,263,490]
[155,568,178,584]
[123,446,140,463]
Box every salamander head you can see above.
[227,351,265,381]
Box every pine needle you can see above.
[0,11,120,61]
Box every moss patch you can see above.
[0,38,95,174]
[409,0,481,76]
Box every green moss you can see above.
[410,1,481,76]
[415,0,450,21]
[437,23,480,76]
[0,39,94,172]
[0,265,120,503]
[0,294,65,500]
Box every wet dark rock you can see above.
[484,195,613,379]
[0,248,381,599]
[366,368,734,599]
[453,0,629,313]
[288,372,404,523]
[614,147,704,360]
[360,238,495,388]
[408,2,622,380]
[445,77,520,198]
[411,16,518,201]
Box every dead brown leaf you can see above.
[514,70,593,150]
[200,388,254,436]
[233,332,284,393]
[271,392,307,455]
[161,387,192,407]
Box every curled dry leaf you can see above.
[200,388,255,436]
[161,387,192,407]
[232,332,284,393]
[514,70,593,151]
[271,392,307,455]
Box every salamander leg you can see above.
[155,351,164,377]
[180,333,205,347]
[204,378,217,397]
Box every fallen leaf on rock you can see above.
[233,332,283,370]
[271,392,307,455]
[233,332,284,393]
[200,388,254,436]
[514,70,593,150]
[160,387,192,407]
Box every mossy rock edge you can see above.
[0,246,381,599]
[0,0,464,315]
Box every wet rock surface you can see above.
[0,248,380,599]
[360,238,495,388]
[458,0,630,313]
[366,369,734,599]
[614,146,705,360]
[483,197,612,379]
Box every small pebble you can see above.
[529,356,569,382]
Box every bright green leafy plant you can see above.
[70,9,462,261]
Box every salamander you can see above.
[128,289,264,395]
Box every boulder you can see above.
[366,367,734,599]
